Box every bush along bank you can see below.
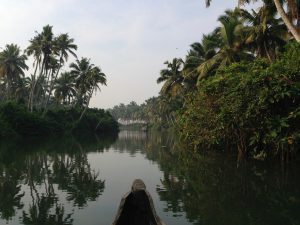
[177,43,300,161]
[0,102,119,139]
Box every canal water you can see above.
[0,130,299,225]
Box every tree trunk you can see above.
[42,68,52,109]
[273,0,300,42]
[28,63,39,109]
[7,77,12,100]
[30,59,45,112]
[78,105,88,122]
[78,86,94,123]
[44,67,60,110]
[43,55,63,112]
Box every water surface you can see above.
[0,130,299,225]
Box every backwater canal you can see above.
[0,130,299,225]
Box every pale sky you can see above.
[0,0,254,109]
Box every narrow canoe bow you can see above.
[111,179,166,225]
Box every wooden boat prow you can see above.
[111,179,166,225]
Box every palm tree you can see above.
[26,25,55,111]
[26,32,43,109]
[157,58,184,97]
[0,44,28,100]
[196,10,253,80]
[55,34,77,65]
[70,58,107,121]
[14,77,31,102]
[70,58,94,107]
[78,66,107,121]
[44,33,77,110]
[0,79,6,101]
[183,33,219,87]
[183,43,206,87]
[238,5,287,61]
[205,0,300,41]
[54,72,76,105]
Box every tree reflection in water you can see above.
[0,134,116,224]
[0,162,25,220]
[22,195,73,225]
[114,130,300,225]
[0,131,299,225]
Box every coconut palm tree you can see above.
[44,33,77,110]
[196,10,253,80]
[205,0,300,41]
[157,58,184,97]
[54,72,76,105]
[54,34,77,65]
[14,77,32,102]
[0,44,28,100]
[238,5,287,61]
[26,25,55,111]
[26,32,43,109]
[70,58,107,120]
[270,0,300,41]
[78,66,107,121]
[70,58,94,107]
[183,32,220,87]
[0,79,6,101]
[183,43,206,86]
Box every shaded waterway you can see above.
[0,130,299,225]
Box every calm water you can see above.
[0,130,299,225]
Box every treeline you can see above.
[113,1,300,159]
[0,25,118,138]
[109,101,142,121]
[108,98,180,128]
[0,102,118,139]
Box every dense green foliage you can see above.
[178,43,300,159]
[205,0,300,42]
[0,25,118,138]
[0,102,118,139]
[109,2,299,160]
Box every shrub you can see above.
[178,43,300,160]
[0,103,118,138]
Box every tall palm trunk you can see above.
[6,72,13,100]
[42,67,52,107]
[28,62,39,110]
[78,84,95,122]
[43,55,63,113]
[38,66,51,107]
[273,0,300,42]
[35,60,50,110]
[30,58,45,112]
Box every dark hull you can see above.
[111,179,166,225]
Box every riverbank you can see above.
[0,102,119,139]
[177,43,300,160]
[110,43,300,161]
